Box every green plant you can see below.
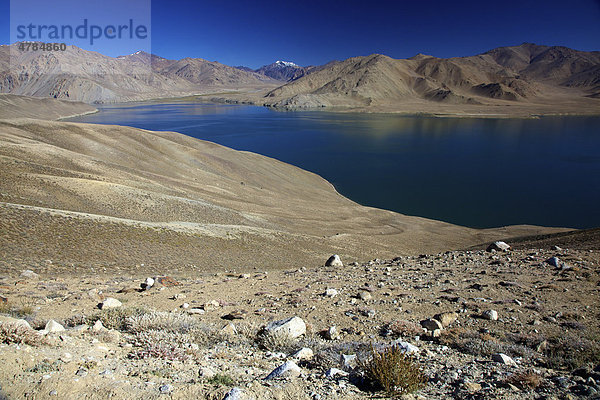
[359,344,426,397]
[206,373,235,387]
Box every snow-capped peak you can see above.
[275,60,298,67]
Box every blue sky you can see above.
[1,0,599,68]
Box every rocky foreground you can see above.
[0,243,598,399]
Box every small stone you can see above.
[154,276,180,287]
[420,318,444,331]
[552,245,563,251]
[203,300,221,310]
[223,387,251,400]
[492,353,516,366]
[434,312,458,328]
[20,270,39,279]
[546,257,561,268]
[220,323,237,335]
[265,361,301,380]
[199,366,216,379]
[100,297,122,309]
[186,308,205,315]
[323,326,339,340]
[222,310,247,320]
[159,384,172,394]
[181,302,190,309]
[325,255,343,267]
[325,368,349,378]
[324,288,338,298]
[487,241,510,252]
[290,347,314,360]
[464,382,482,392]
[392,340,420,354]
[239,274,250,279]
[45,320,65,333]
[76,368,88,377]
[358,291,372,301]
[141,277,154,290]
[263,316,306,340]
[481,310,499,321]
[92,320,107,332]
[340,354,357,369]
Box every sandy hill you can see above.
[259,43,600,114]
[0,94,96,119]
[0,44,281,103]
[0,100,566,273]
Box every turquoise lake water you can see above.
[68,102,600,229]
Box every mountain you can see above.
[261,43,600,112]
[255,60,310,81]
[0,44,281,103]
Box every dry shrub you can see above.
[440,328,533,359]
[88,306,149,331]
[387,320,423,338]
[125,311,196,334]
[545,334,600,370]
[359,344,426,396]
[128,341,188,361]
[0,322,46,346]
[506,371,542,390]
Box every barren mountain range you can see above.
[1,42,598,115]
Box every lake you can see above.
[68,102,600,229]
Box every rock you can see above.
[186,308,205,315]
[263,316,306,340]
[92,320,107,332]
[324,288,338,298]
[222,310,247,320]
[0,315,32,329]
[141,277,154,290]
[434,312,458,327]
[264,361,301,380]
[392,340,420,354]
[325,368,349,378]
[100,297,122,309]
[199,366,216,379]
[546,257,561,267]
[290,347,314,360]
[203,300,221,310]
[481,310,499,321]
[44,320,65,333]
[487,241,510,252]
[20,270,39,279]
[323,326,339,340]
[340,354,357,369]
[464,382,482,392]
[223,387,252,400]
[159,384,172,394]
[154,276,180,287]
[358,291,372,301]
[220,323,237,335]
[239,274,250,279]
[492,353,516,366]
[552,245,563,251]
[420,318,444,332]
[325,255,343,267]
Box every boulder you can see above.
[325,255,343,267]
[263,316,306,340]
[420,318,444,331]
[44,320,65,333]
[492,353,516,366]
[100,297,122,309]
[486,241,510,252]
[481,310,499,321]
[434,312,458,328]
[264,361,301,380]
[290,347,314,360]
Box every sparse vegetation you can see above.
[87,306,149,331]
[206,374,235,387]
[359,344,426,397]
[544,334,600,370]
[505,371,542,390]
[0,322,46,346]
[387,320,423,338]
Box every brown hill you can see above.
[0,94,96,119]
[260,43,599,114]
[0,44,281,103]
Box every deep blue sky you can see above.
[2,0,599,68]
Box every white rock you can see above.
[340,354,357,369]
[223,387,253,400]
[143,277,154,290]
[187,308,205,315]
[393,340,420,354]
[324,326,339,340]
[20,270,39,279]
[487,241,510,252]
[492,353,516,366]
[264,316,306,339]
[44,320,65,333]
[0,316,32,329]
[100,298,122,309]
[481,310,498,321]
[358,291,372,301]
[92,320,107,332]
[290,347,314,360]
[325,367,349,378]
[265,361,301,380]
[220,323,237,335]
[199,366,216,379]
[324,288,338,298]
[325,254,343,267]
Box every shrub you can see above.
[0,322,46,346]
[544,334,600,370]
[359,344,426,396]
[87,306,149,331]
[126,311,196,334]
[206,374,235,387]
[387,320,423,338]
[506,371,542,390]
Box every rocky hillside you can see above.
[262,43,600,110]
[0,94,96,119]
[0,45,280,103]
[255,61,310,82]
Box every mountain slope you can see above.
[0,44,280,103]
[255,60,310,81]
[261,43,600,112]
